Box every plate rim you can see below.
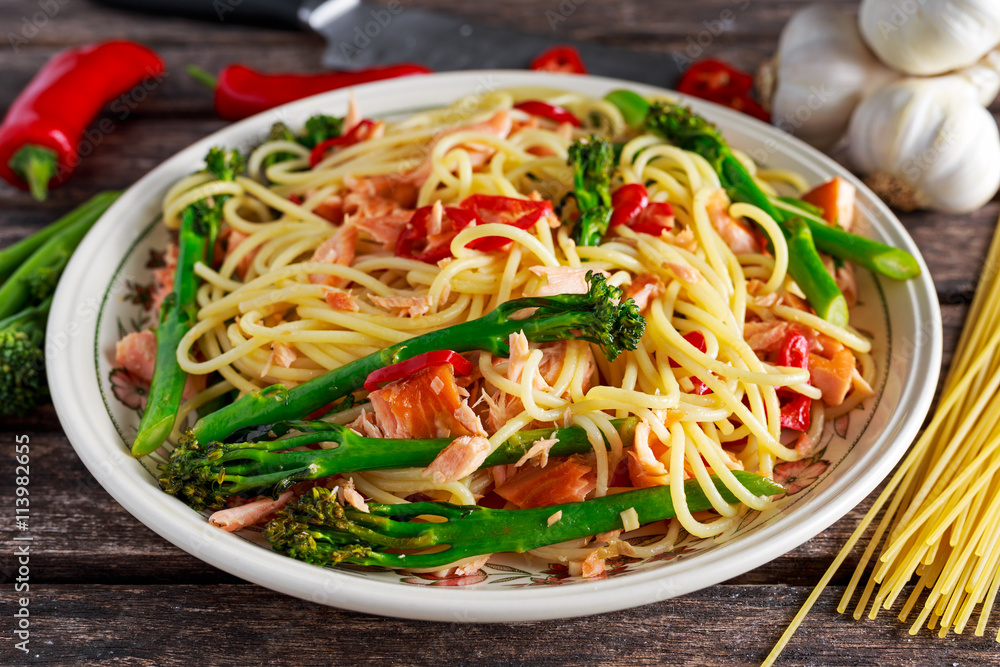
[47,70,942,622]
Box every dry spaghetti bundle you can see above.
[766,215,1000,663]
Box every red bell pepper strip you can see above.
[677,59,770,122]
[530,46,588,74]
[669,331,711,395]
[460,195,553,252]
[188,63,432,122]
[610,184,650,227]
[309,119,376,167]
[0,40,165,201]
[630,202,675,236]
[394,205,478,264]
[775,329,812,430]
[780,393,812,431]
[776,329,809,370]
[677,59,753,99]
[395,195,553,263]
[364,350,473,391]
[512,100,582,127]
[610,184,675,235]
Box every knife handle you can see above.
[91,0,304,30]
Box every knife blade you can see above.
[92,0,682,88]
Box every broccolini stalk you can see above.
[568,135,614,246]
[264,472,785,569]
[642,102,849,328]
[131,148,245,457]
[161,418,638,510]
[261,122,298,170]
[190,272,644,445]
[0,191,120,320]
[0,297,51,416]
[604,89,921,282]
[769,197,920,280]
[300,114,344,149]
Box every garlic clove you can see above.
[765,4,897,150]
[954,48,1000,106]
[859,0,1000,76]
[848,76,1000,214]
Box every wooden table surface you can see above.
[1,0,997,664]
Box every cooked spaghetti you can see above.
[118,87,877,576]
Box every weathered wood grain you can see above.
[2,583,998,666]
[1,0,998,663]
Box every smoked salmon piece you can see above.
[369,363,484,439]
[802,176,856,231]
[114,329,205,400]
[495,458,596,509]
[809,347,856,406]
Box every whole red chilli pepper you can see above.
[530,46,588,74]
[189,63,432,122]
[0,40,166,200]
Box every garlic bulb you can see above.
[847,76,1000,213]
[859,0,1000,76]
[760,4,896,150]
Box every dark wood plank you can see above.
[4,583,998,666]
[1,0,998,663]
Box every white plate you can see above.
[47,71,941,622]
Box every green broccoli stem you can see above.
[769,197,921,280]
[0,296,52,416]
[8,144,58,202]
[131,206,207,456]
[190,275,642,445]
[163,418,639,507]
[0,191,120,321]
[267,472,785,569]
[784,218,849,325]
[0,194,115,285]
[712,154,848,327]
[0,295,51,342]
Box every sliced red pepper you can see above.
[677,59,753,99]
[668,331,712,394]
[309,119,376,167]
[677,59,770,122]
[776,329,809,370]
[364,351,473,391]
[630,202,675,235]
[775,329,812,430]
[461,194,553,252]
[611,184,675,236]
[395,195,553,263]
[780,393,812,431]
[530,46,588,74]
[512,100,582,127]
[610,184,650,227]
[394,205,478,264]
